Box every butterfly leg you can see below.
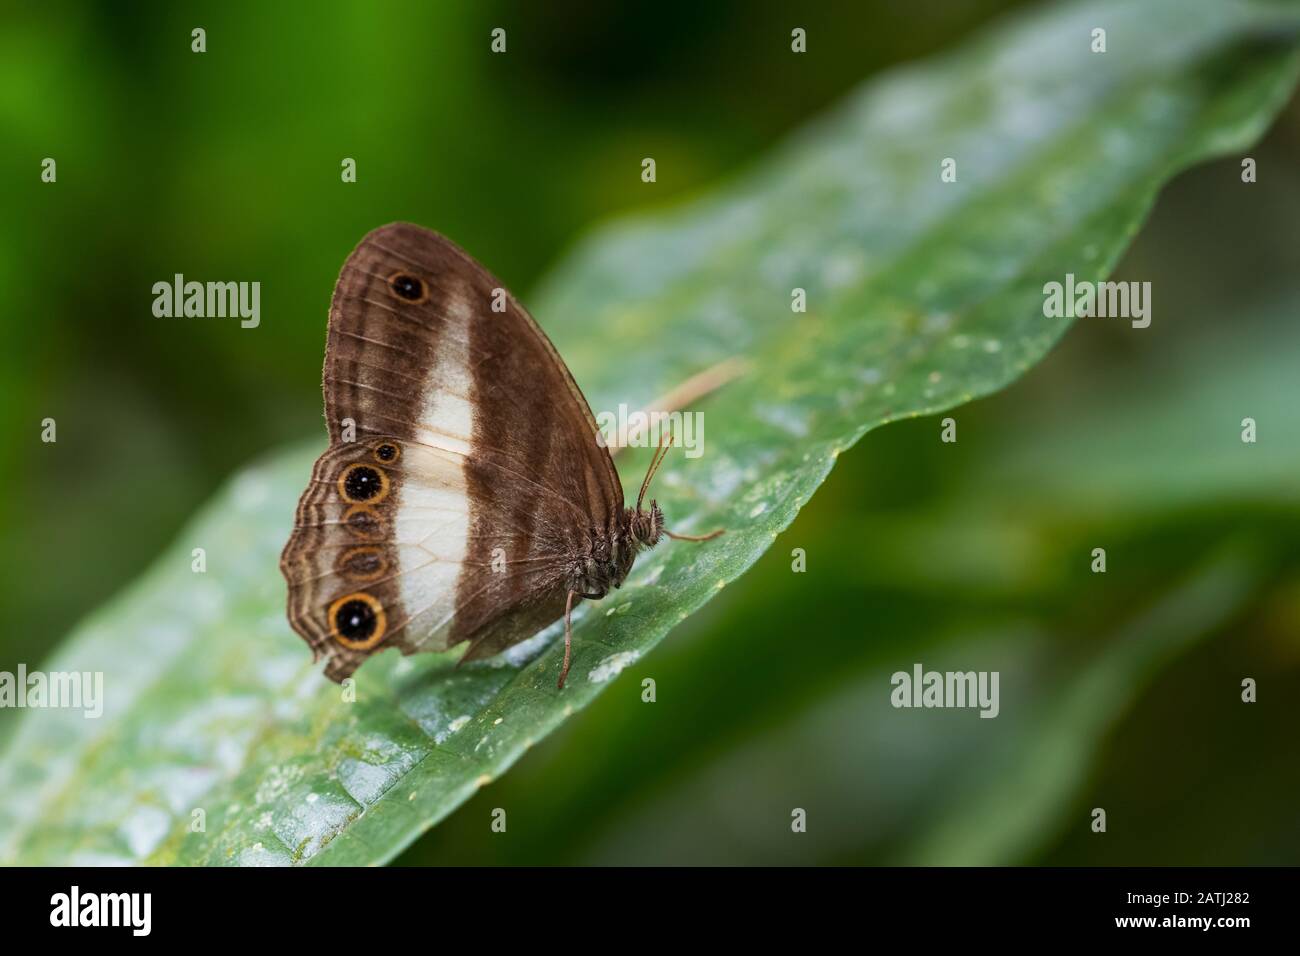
[558,589,578,689]
[558,589,609,689]
[666,528,725,542]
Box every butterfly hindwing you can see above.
[281,223,625,681]
[280,436,464,679]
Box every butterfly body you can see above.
[281,223,714,688]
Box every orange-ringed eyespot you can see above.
[374,442,399,463]
[388,272,427,302]
[329,592,386,650]
[336,546,387,582]
[343,505,385,540]
[338,463,389,503]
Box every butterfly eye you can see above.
[374,442,400,463]
[335,546,388,582]
[328,592,387,650]
[338,464,390,504]
[388,272,427,303]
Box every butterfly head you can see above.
[628,431,673,554]
[589,501,660,593]
[627,500,665,549]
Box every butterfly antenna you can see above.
[636,428,675,512]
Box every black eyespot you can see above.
[339,464,387,503]
[329,592,387,649]
[389,273,425,301]
[345,466,381,500]
[375,443,398,462]
[335,599,377,641]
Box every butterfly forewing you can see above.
[280,223,624,681]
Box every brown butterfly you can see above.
[280,223,721,689]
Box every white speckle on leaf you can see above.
[254,762,300,805]
[822,251,865,287]
[500,630,552,666]
[755,402,810,438]
[236,841,291,867]
[749,501,768,518]
[118,806,170,858]
[923,312,952,334]
[448,715,471,734]
[588,651,641,683]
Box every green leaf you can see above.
[2,0,1297,866]
[415,292,1300,866]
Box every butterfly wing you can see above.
[280,223,624,681]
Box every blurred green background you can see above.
[2,0,1297,864]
